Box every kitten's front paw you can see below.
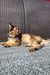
[1,42,6,45]
[4,44,10,47]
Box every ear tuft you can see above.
[14,27,19,32]
[9,23,14,31]
[14,27,21,34]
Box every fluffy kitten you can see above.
[1,24,50,52]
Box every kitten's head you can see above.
[8,24,21,38]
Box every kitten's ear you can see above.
[9,23,14,31]
[14,27,19,32]
[14,27,21,34]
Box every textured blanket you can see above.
[0,43,50,75]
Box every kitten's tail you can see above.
[42,39,50,45]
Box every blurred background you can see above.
[0,0,50,41]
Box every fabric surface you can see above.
[0,0,50,42]
[0,43,50,75]
[23,0,50,39]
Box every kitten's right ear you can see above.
[9,23,14,31]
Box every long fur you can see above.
[1,24,50,52]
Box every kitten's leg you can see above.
[4,42,20,47]
[1,41,9,47]
[9,42,20,46]
[1,42,8,45]
[29,44,40,52]
[29,39,44,52]
[29,42,44,52]
[40,42,44,47]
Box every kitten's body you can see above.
[1,24,50,52]
[21,34,49,51]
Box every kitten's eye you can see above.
[11,32,13,33]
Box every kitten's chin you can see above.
[9,35,15,38]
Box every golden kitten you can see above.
[1,24,50,52]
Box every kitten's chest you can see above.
[8,37,19,43]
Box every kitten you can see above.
[1,24,50,52]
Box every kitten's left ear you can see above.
[9,23,14,31]
[14,27,21,34]
[14,27,19,32]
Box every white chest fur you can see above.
[8,38,16,43]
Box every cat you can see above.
[1,24,50,52]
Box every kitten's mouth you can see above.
[9,35,15,38]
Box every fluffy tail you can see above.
[42,39,50,45]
